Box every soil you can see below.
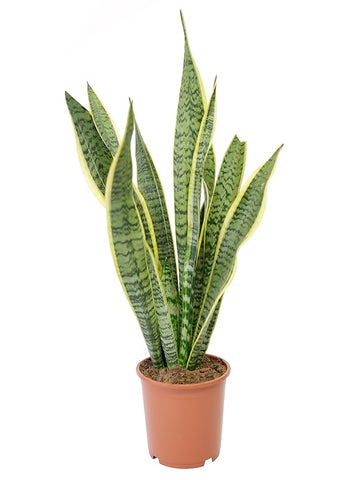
[139,355,227,384]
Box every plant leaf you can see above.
[193,295,223,369]
[106,103,164,368]
[187,145,282,369]
[87,83,120,155]
[161,258,180,347]
[135,119,180,345]
[178,81,217,365]
[201,135,246,295]
[134,119,178,290]
[202,146,216,202]
[190,137,245,365]
[146,248,179,367]
[174,11,207,283]
[65,91,113,205]
[191,179,211,341]
[133,185,159,261]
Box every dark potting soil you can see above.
[139,355,227,384]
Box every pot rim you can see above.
[136,353,230,390]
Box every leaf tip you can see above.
[213,75,218,90]
[180,10,188,40]
[274,143,284,158]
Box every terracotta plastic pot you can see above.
[136,354,230,468]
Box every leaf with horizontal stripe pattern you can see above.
[161,258,180,347]
[133,185,159,261]
[106,103,164,368]
[178,80,217,365]
[135,119,178,290]
[135,118,180,345]
[200,135,246,298]
[191,180,211,341]
[174,11,207,283]
[87,83,120,155]
[146,247,178,367]
[202,146,216,202]
[65,91,113,205]
[187,145,282,369]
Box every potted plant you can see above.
[65,11,282,469]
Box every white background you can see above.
[1,0,346,478]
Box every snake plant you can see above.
[65,12,282,370]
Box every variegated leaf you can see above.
[174,11,207,283]
[106,103,164,368]
[133,185,159,261]
[193,296,223,368]
[191,180,211,342]
[65,91,113,205]
[134,119,178,292]
[187,146,282,369]
[190,136,246,359]
[161,258,180,347]
[202,146,216,202]
[178,81,217,365]
[134,118,180,346]
[87,83,120,155]
[146,248,178,367]
[201,135,246,295]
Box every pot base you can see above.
[151,453,219,469]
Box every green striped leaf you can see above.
[106,103,164,368]
[202,146,216,202]
[193,296,223,368]
[187,145,282,369]
[146,248,178,367]
[134,119,178,291]
[190,136,246,360]
[202,135,246,292]
[133,185,159,261]
[198,146,216,243]
[178,81,217,365]
[191,178,212,343]
[191,260,238,370]
[65,91,113,205]
[174,11,207,282]
[87,84,120,155]
[161,258,180,347]
[135,119,180,344]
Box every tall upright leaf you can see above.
[135,119,178,288]
[65,91,113,205]
[187,146,282,369]
[191,183,210,340]
[189,137,246,366]
[135,119,180,343]
[178,82,217,365]
[202,136,246,292]
[174,12,206,282]
[105,103,164,368]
